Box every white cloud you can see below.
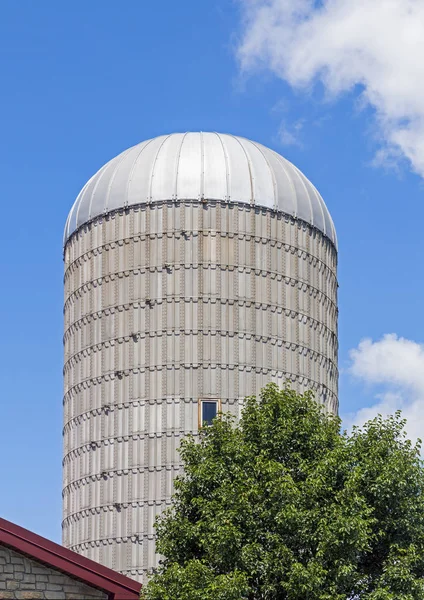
[270,100,305,146]
[237,0,424,176]
[347,334,424,443]
[278,119,305,146]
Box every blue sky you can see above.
[1,0,423,543]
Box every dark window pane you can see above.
[202,401,217,426]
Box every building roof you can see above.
[64,132,337,248]
[0,517,142,600]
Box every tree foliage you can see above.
[142,384,424,599]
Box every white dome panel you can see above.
[203,132,229,200]
[150,133,184,201]
[176,133,202,200]
[239,138,276,209]
[127,137,165,205]
[222,134,253,204]
[263,148,297,216]
[64,132,337,248]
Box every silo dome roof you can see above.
[64,132,337,248]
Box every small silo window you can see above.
[198,399,221,427]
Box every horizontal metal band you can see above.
[64,297,337,343]
[62,430,197,465]
[67,534,156,550]
[62,464,181,497]
[63,328,337,375]
[64,198,338,254]
[63,363,338,403]
[119,567,149,576]
[63,392,339,433]
[63,397,206,433]
[63,263,337,312]
[65,229,337,282]
[63,499,173,527]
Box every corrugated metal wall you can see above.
[63,199,338,580]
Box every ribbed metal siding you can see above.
[63,200,338,580]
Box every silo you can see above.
[62,132,338,580]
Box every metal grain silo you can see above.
[62,132,338,580]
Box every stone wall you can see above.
[0,544,107,600]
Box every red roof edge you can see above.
[0,518,142,600]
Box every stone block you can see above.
[14,564,25,572]
[46,583,63,591]
[63,585,80,593]
[20,582,36,590]
[35,582,47,590]
[16,592,45,599]
[6,579,19,590]
[31,567,50,575]
[48,575,66,584]
[45,591,66,599]
[22,558,33,572]
[65,593,105,600]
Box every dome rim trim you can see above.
[63,198,339,255]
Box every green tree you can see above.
[142,384,424,599]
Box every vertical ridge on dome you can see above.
[174,132,188,200]
[200,131,205,200]
[85,161,112,222]
[221,134,251,202]
[149,134,173,202]
[229,134,254,203]
[289,163,314,226]
[267,149,298,218]
[87,155,123,223]
[73,180,91,233]
[202,132,228,200]
[177,132,202,199]
[329,212,337,248]
[213,132,230,201]
[72,167,106,235]
[63,195,78,244]
[128,135,167,204]
[304,177,328,239]
[150,134,181,201]
[125,138,154,207]
[249,140,278,210]
[105,147,137,214]
[178,132,202,200]
[239,137,276,209]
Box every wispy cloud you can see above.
[270,99,305,146]
[277,119,305,146]
[237,0,424,176]
[346,334,424,443]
